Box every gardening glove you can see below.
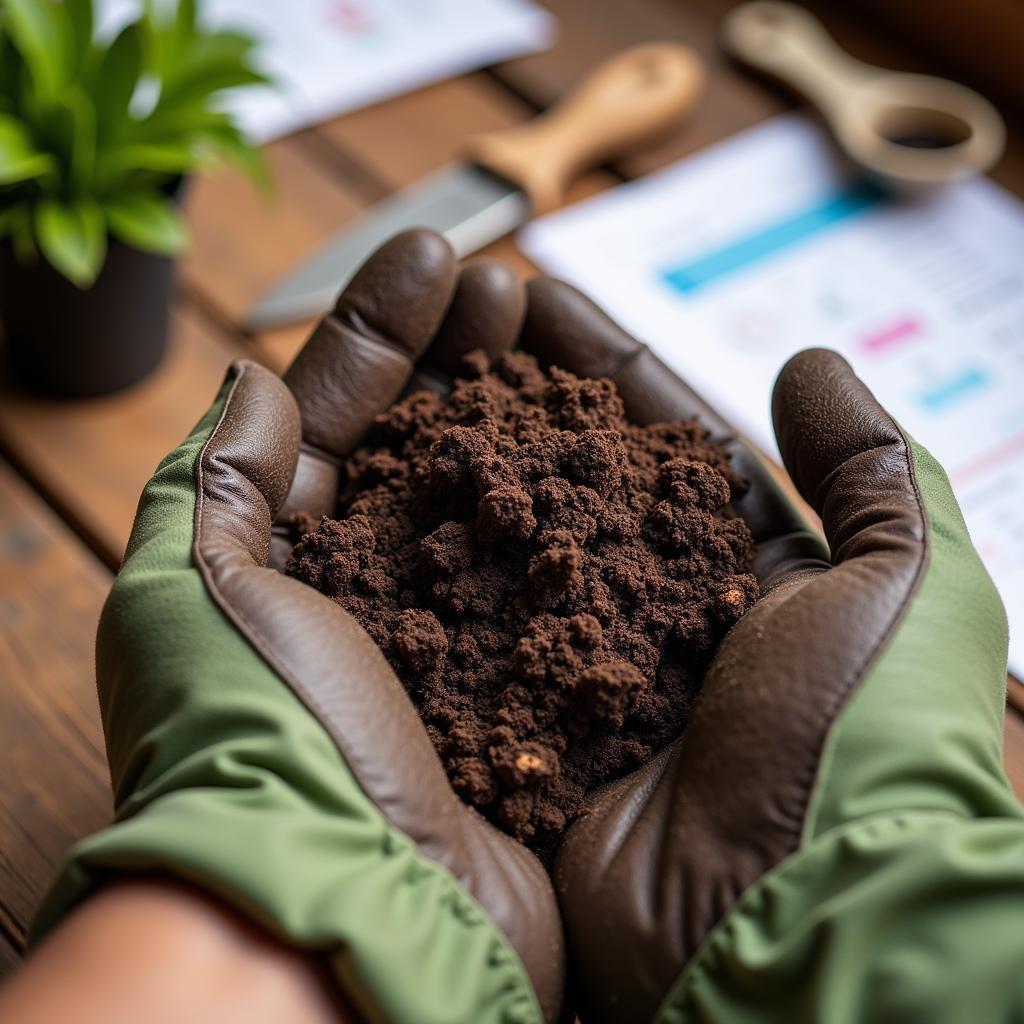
[33,231,564,1024]
[518,281,1024,1024]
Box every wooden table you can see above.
[2,0,1022,974]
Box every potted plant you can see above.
[0,0,268,397]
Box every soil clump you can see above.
[286,350,758,853]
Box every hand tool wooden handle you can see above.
[721,1,869,119]
[465,43,705,214]
[721,1,1005,189]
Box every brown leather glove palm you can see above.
[270,231,568,1022]
[520,283,1021,1024]
[36,231,564,1024]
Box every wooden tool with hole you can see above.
[721,1,1006,192]
[247,43,705,329]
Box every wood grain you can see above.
[182,137,366,326]
[494,0,1024,192]
[252,172,620,373]
[319,73,532,189]
[250,76,530,372]
[836,0,1024,121]
[0,305,246,568]
[0,933,19,978]
[252,73,616,373]
[495,0,785,178]
[0,460,111,947]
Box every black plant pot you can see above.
[0,234,177,398]
[1,178,186,399]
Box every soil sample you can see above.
[286,351,758,853]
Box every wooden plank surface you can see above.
[495,0,783,179]
[250,173,615,374]
[0,460,111,948]
[0,0,1023,965]
[253,72,615,372]
[0,934,19,978]
[319,73,529,189]
[0,305,248,569]
[824,0,1024,122]
[494,0,1024,193]
[9,0,1020,579]
[183,135,366,328]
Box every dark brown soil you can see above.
[286,351,758,854]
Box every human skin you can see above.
[0,879,353,1024]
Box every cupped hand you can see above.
[221,230,567,1022]
[517,281,1020,1024]
[38,230,564,1024]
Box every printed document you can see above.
[99,0,555,142]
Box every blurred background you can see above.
[0,0,1022,976]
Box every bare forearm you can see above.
[0,879,351,1024]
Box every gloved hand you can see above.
[33,231,564,1024]
[518,283,1024,1023]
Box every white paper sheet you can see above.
[99,0,556,142]
[520,114,1024,680]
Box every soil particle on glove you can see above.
[286,351,758,854]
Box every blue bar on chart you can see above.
[918,367,989,412]
[661,182,885,294]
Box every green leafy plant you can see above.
[0,0,268,286]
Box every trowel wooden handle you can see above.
[721,1,871,118]
[465,43,704,214]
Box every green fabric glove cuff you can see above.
[32,379,542,1024]
[656,434,1023,1023]
[806,438,1016,835]
[658,810,1024,1023]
